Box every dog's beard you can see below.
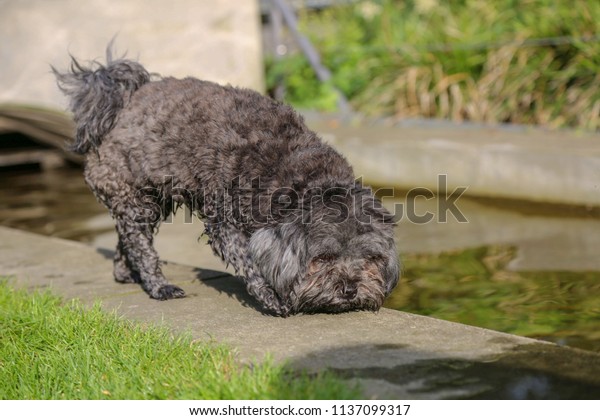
[288,257,387,314]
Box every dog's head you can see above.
[249,186,400,315]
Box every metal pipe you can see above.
[270,0,351,114]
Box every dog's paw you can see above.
[150,284,186,300]
[114,261,138,283]
[114,270,138,284]
[271,304,292,317]
[264,298,292,317]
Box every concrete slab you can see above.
[305,114,600,207]
[2,226,600,399]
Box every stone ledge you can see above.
[2,226,599,399]
[305,114,600,208]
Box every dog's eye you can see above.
[367,255,385,264]
[314,254,335,263]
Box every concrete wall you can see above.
[0,0,264,110]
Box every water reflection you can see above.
[384,192,600,352]
[0,167,107,241]
[385,246,600,352]
[384,192,600,271]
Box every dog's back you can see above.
[55,55,355,196]
[108,77,353,190]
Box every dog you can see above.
[53,49,400,316]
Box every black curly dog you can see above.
[53,50,400,316]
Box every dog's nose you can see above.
[342,283,358,300]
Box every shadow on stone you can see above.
[290,343,600,399]
[95,247,115,261]
[95,246,243,295]
[191,267,269,315]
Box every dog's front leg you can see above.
[245,270,291,317]
[205,222,290,316]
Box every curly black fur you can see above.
[54,50,400,316]
[52,48,151,154]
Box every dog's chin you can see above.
[298,298,383,315]
[288,279,386,315]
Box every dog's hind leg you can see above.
[111,203,186,300]
[84,153,184,300]
[113,239,136,283]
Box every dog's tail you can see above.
[52,48,151,154]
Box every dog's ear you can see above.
[248,224,307,297]
[351,186,400,294]
[382,249,401,295]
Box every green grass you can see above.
[0,280,359,399]
[267,0,600,130]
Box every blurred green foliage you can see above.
[267,0,600,130]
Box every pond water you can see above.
[382,191,600,353]
[1,166,599,353]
